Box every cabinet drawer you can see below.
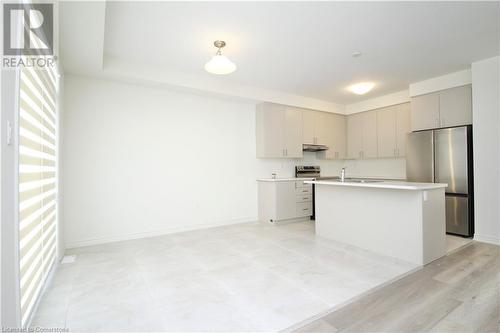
[295,180,312,188]
[295,186,312,195]
[296,202,313,217]
[296,194,312,203]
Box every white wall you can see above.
[409,69,472,97]
[345,90,410,115]
[63,75,406,248]
[471,56,500,244]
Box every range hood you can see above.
[302,144,329,152]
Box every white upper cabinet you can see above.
[256,103,303,158]
[330,113,347,159]
[347,111,378,159]
[377,106,397,158]
[347,113,364,159]
[439,85,472,128]
[317,112,346,160]
[362,111,378,158]
[377,103,411,158]
[314,112,331,146]
[411,92,440,131]
[395,103,411,156]
[411,85,472,131]
[301,110,334,146]
[283,107,304,158]
[302,111,316,144]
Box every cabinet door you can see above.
[275,182,297,220]
[331,114,346,159]
[302,110,315,144]
[314,112,330,145]
[439,85,472,128]
[411,93,440,131]
[395,103,411,157]
[316,112,335,159]
[362,111,378,158]
[255,104,284,158]
[377,106,397,158]
[284,107,303,158]
[347,113,363,159]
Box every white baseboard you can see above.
[474,234,500,245]
[64,216,257,249]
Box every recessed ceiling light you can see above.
[204,40,237,75]
[352,51,362,58]
[348,82,375,95]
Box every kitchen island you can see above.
[305,180,447,265]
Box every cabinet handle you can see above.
[397,148,400,156]
[303,208,309,211]
[436,118,439,127]
[303,197,308,200]
[393,148,396,156]
[283,148,285,157]
[285,148,287,156]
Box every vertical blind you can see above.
[18,65,58,325]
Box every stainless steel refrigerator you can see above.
[406,126,474,237]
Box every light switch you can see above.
[6,121,12,145]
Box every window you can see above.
[18,65,58,325]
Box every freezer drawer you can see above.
[445,195,470,236]
[434,127,469,194]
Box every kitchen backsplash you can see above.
[257,152,406,179]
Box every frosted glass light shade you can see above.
[348,82,375,95]
[204,55,237,75]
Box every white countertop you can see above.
[257,177,314,182]
[306,180,447,190]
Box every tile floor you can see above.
[446,234,473,254]
[31,221,421,332]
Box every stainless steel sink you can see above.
[348,179,383,183]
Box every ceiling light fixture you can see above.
[204,40,236,75]
[348,82,375,95]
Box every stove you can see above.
[295,165,330,220]
[295,166,339,181]
[295,165,320,178]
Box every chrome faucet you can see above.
[340,168,346,182]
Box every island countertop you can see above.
[305,180,447,191]
[257,177,314,182]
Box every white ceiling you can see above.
[61,1,499,105]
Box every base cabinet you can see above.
[258,180,313,223]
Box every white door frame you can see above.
[1,67,22,328]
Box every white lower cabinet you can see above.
[258,180,313,223]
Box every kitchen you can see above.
[1,1,499,332]
[257,83,474,265]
